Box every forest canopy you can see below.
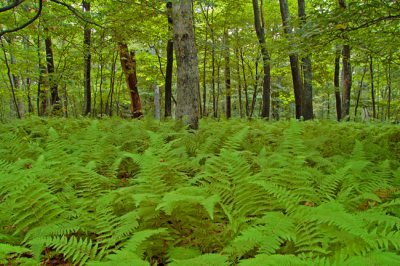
[0,0,399,124]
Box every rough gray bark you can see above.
[44,34,59,111]
[165,1,173,118]
[83,0,91,116]
[369,55,376,119]
[338,0,352,120]
[279,0,303,119]
[172,0,200,129]
[341,44,351,120]
[252,0,271,119]
[334,47,341,121]
[224,30,231,118]
[298,0,313,120]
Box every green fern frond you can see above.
[170,253,229,266]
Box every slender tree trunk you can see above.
[224,30,231,118]
[298,0,313,120]
[334,47,342,121]
[44,34,60,111]
[105,50,117,116]
[369,55,376,119]
[240,49,249,117]
[235,47,243,118]
[252,0,271,119]
[83,0,91,116]
[250,57,260,118]
[172,0,199,128]
[165,1,174,118]
[354,67,367,119]
[119,43,142,118]
[1,39,21,119]
[26,78,33,113]
[387,58,392,120]
[279,0,302,119]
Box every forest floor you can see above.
[0,118,399,265]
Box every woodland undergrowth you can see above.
[0,117,399,265]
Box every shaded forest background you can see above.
[1,0,400,123]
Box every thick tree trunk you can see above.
[279,0,302,119]
[298,0,313,120]
[82,0,91,116]
[224,30,231,118]
[341,44,351,120]
[44,35,59,111]
[252,0,270,119]
[334,48,342,121]
[338,0,352,121]
[172,0,200,129]
[165,1,173,118]
[119,43,142,118]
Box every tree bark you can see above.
[118,43,142,118]
[334,47,342,121]
[338,0,352,120]
[252,0,271,119]
[235,47,243,118]
[341,44,351,120]
[172,0,200,129]
[44,34,60,112]
[82,0,91,116]
[240,49,249,117]
[165,1,173,118]
[298,0,313,120]
[224,30,231,118]
[369,55,376,119]
[279,0,303,119]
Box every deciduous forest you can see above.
[0,0,400,265]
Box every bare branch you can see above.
[0,0,25,13]
[0,0,42,37]
[49,0,103,28]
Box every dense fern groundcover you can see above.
[0,118,399,265]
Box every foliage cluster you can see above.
[0,118,399,265]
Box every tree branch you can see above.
[0,0,25,13]
[49,0,103,28]
[0,0,42,37]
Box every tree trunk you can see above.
[354,67,367,119]
[44,35,59,113]
[298,0,313,120]
[341,44,351,120]
[279,0,302,119]
[83,0,91,116]
[368,55,376,119]
[338,0,351,120]
[172,0,200,129]
[224,30,231,118]
[119,43,142,118]
[105,50,117,116]
[240,49,249,117]
[235,47,243,118]
[387,58,392,120]
[1,39,21,119]
[334,48,342,121]
[252,0,271,119]
[165,1,173,118]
